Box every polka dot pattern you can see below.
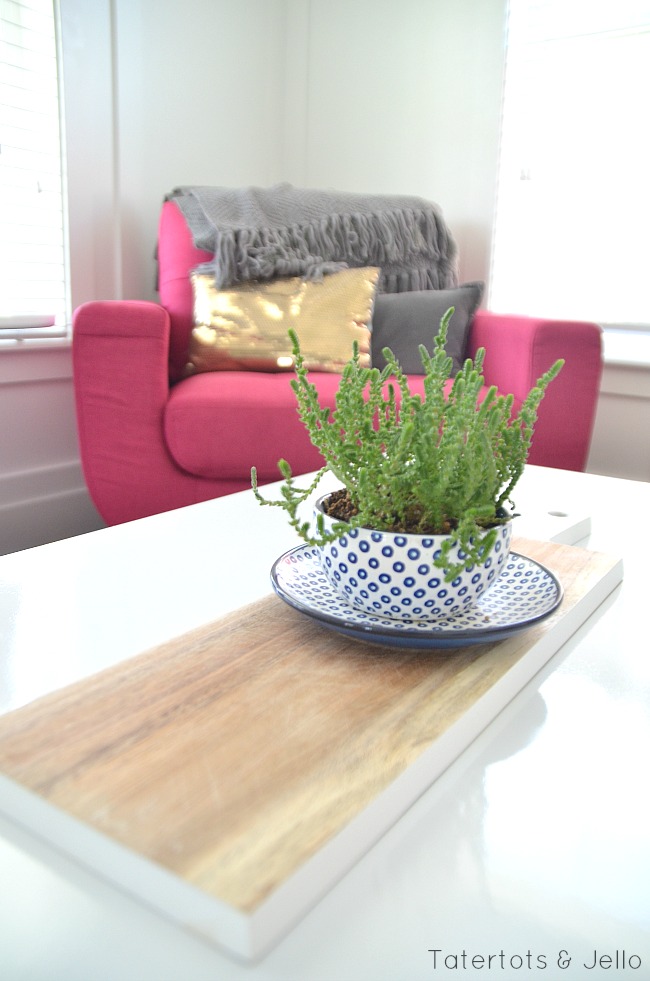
[316,515,513,622]
[271,545,562,649]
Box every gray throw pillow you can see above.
[371,282,484,375]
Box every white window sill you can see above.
[0,327,71,346]
[602,326,650,369]
[0,316,70,345]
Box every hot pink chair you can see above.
[72,200,603,526]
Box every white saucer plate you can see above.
[271,545,563,649]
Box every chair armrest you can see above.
[74,298,171,377]
[72,301,197,523]
[467,311,603,471]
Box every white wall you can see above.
[113,0,291,301]
[110,0,505,297]
[586,348,650,482]
[294,0,506,283]
[0,345,104,555]
[111,0,507,300]
[1,0,647,555]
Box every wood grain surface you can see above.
[0,538,621,913]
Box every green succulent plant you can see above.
[252,308,563,579]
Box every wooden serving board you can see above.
[0,538,623,960]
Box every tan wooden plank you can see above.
[0,538,620,913]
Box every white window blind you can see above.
[490,0,650,327]
[0,0,68,338]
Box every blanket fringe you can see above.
[171,186,458,292]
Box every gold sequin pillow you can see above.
[185,267,379,375]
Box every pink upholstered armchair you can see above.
[73,199,603,527]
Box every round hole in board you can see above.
[547,510,569,518]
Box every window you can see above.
[490,1,650,329]
[0,0,68,341]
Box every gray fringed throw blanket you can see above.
[167,183,458,293]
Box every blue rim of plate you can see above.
[270,545,563,649]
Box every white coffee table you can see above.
[0,465,648,980]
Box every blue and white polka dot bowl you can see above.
[315,496,513,623]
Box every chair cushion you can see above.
[185,266,379,375]
[371,282,484,375]
[163,372,497,483]
[164,371,348,481]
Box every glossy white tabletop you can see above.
[0,466,648,981]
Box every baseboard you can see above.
[0,461,105,555]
